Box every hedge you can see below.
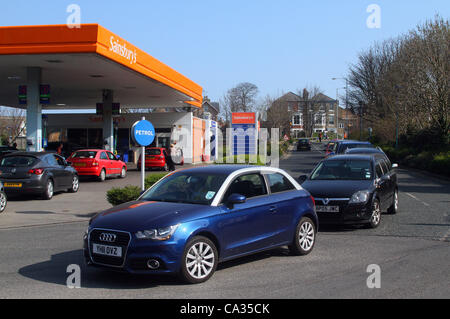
[382,146,450,177]
[106,172,168,206]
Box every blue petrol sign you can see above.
[131,120,155,147]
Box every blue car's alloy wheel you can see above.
[180,236,218,284]
[289,217,316,256]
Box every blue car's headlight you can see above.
[349,190,370,204]
[135,224,180,241]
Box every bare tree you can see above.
[297,86,324,137]
[263,94,291,136]
[347,15,449,143]
[219,82,259,125]
[0,106,26,145]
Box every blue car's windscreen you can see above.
[311,160,373,180]
[141,172,228,205]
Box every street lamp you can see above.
[336,87,345,139]
[333,77,349,138]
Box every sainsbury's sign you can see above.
[109,36,137,64]
[232,112,256,124]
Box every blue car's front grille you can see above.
[89,229,131,268]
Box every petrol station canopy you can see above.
[0,24,203,110]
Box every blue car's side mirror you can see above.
[227,193,246,206]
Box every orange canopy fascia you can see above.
[0,24,202,107]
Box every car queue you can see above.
[297,138,398,228]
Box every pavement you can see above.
[0,144,449,299]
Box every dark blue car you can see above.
[84,165,318,283]
[328,140,374,157]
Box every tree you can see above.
[347,15,449,144]
[219,82,259,125]
[263,94,291,136]
[297,86,324,137]
[0,106,26,145]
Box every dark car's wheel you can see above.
[98,169,106,182]
[367,198,382,228]
[119,167,127,179]
[289,217,316,256]
[0,191,7,213]
[43,179,54,200]
[180,236,218,284]
[69,175,79,193]
[387,189,398,215]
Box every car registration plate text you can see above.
[4,183,22,188]
[316,205,340,213]
[92,244,122,257]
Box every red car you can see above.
[137,147,169,171]
[325,140,340,158]
[67,149,127,181]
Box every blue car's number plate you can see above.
[92,244,122,257]
[316,205,340,213]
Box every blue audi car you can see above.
[84,165,318,283]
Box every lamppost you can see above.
[332,77,349,108]
[333,77,349,138]
[336,87,345,139]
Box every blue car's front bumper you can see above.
[84,228,185,275]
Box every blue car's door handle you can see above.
[269,206,277,213]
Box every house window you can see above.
[287,102,294,112]
[329,115,335,125]
[292,114,302,125]
[339,123,344,129]
[314,114,325,125]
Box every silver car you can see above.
[0,181,7,213]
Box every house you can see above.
[267,91,341,138]
[192,97,219,121]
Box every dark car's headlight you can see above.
[135,224,180,241]
[349,190,370,204]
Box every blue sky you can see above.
[1,0,448,105]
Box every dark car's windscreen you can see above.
[71,151,97,159]
[0,156,38,167]
[146,149,162,155]
[311,160,373,180]
[141,172,228,205]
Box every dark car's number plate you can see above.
[92,244,122,257]
[3,183,22,188]
[316,205,340,213]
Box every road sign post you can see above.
[131,117,156,192]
